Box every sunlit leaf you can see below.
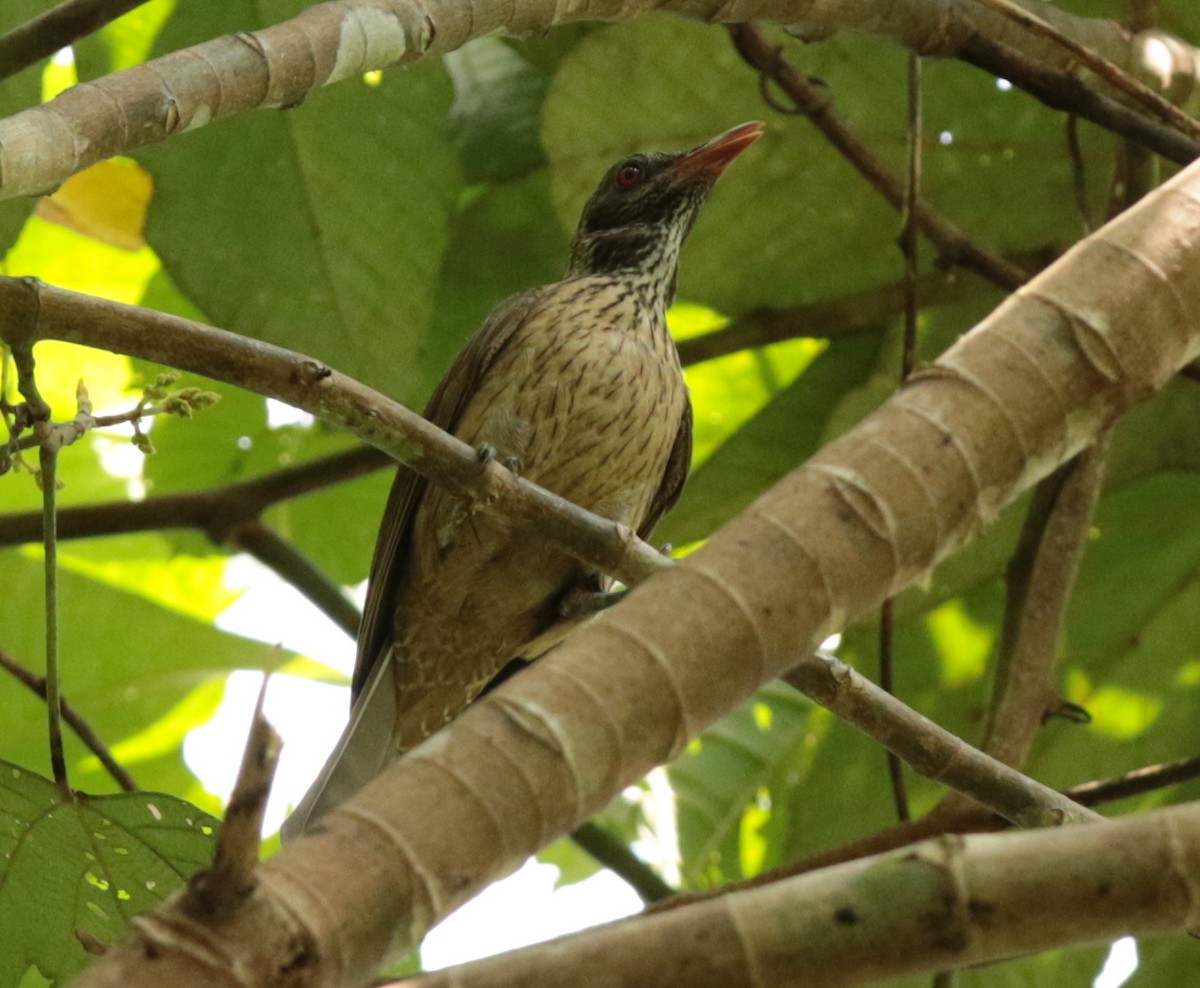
[0,762,217,987]
[37,158,152,251]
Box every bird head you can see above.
[566,121,764,299]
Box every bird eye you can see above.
[615,162,644,189]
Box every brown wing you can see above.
[350,288,548,700]
[636,393,693,542]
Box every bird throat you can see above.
[567,222,686,310]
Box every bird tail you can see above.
[280,648,398,840]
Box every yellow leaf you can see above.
[37,158,152,251]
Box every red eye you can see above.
[616,163,644,188]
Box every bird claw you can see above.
[559,587,627,619]
[474,442,522,476]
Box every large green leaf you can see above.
[139,3,461,405]
[445,37,548,183]
[543,20,1112,315]
[0,763,217,988]
[73,0,176,80]
[660,332,886,546]
[0,552,291,794]
[670,681,821,887]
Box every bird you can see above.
[283,121,764,838]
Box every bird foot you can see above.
[559,587,627,619]
[474,442,522,475]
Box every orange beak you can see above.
[671,121,765,182]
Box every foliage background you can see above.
[2,0,1200,984]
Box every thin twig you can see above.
[970,0,1200,144]
[786,652,1102,828]
[570,821,675,904]
[981,444,1107,769]
[0,644,136,791]
[1064,114,1095,234]
[39,441,68,788]
[0,0,151,82]
[13,341,71,791]
[879,600,910,822]
[1070,754,1200,805]
[959,32,1199,165]
[727,23,1030,293]
[900,52,923,384]
[880,50,925,827]
[0,444,389,546]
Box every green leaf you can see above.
[544,20,1113,317]
[445,37,549,183]
[538,836,602,889]
[0,762,217,988]
[0,552,291,795]
[659,332,886,546]
[140,3,462,405]
[73,0,177,79]
[669,681,819,887]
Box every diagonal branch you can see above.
[387,802,1200,988]
[0,643,137,791]
[651,751,1200,916]
[0,0,152,82]
[0,444,388,546]
[959,31,1200,164]
[0,276,671,590]
[971,0,1200,143]
[785,652,1099,827]
[728,22,1030,292]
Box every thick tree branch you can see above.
[388,802,1200,988]
[652,751,1200,916]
